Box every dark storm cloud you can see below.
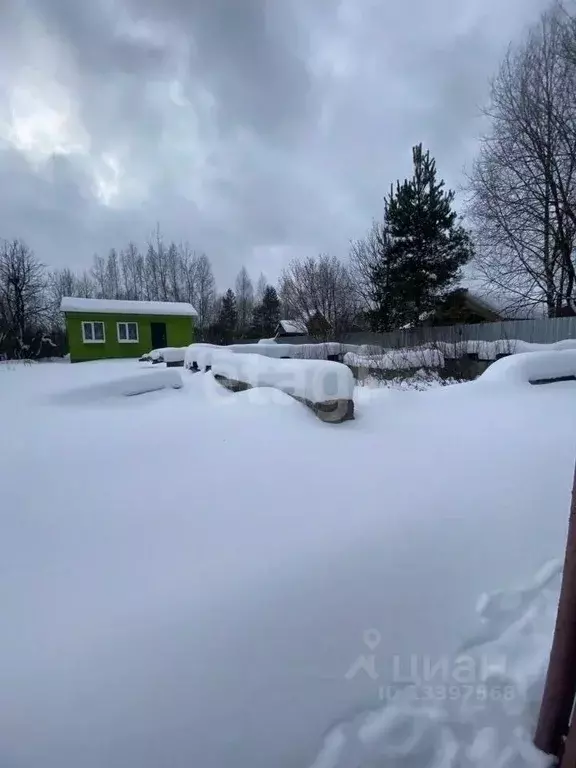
[123,0,315,139]
[0,0,554,286]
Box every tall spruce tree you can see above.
[251,285,280,338]
[217,288,238,344]
[370,144,472,330]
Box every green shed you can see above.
[60,297,197,363]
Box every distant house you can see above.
[60,297,198,363]
[275,319,308,337]
[430,289,541,326]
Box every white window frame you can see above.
[82,321,106,344]
[117,321,139,344]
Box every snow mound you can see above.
[307,561,561,768]
[343,339,576,363]
[142,347,186,363]
[480,350,576,384]
[54,369,183,403]
[160,347,186,363]
[185,345,354,402]
[465,339,576,361]
[228,342,290,359]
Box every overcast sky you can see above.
[0,0,552,288]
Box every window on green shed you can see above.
[117,322,139,343]
[82,321,105,343]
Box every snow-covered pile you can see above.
[54,369,183,402]
[188,345,354,403]
[160,347,186,363]
[345,348,444,370]
[480,349,576,385]
[143,347,187,363]
[461,339,576,361]
[227,342,292,359]
[184,343,227,369]
[2,360,576,768]
[344,339,576,363]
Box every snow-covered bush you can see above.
[357,369,460,391]
[344,347,444,371]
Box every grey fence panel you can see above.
[233,317,576,349]
[337,318,576,348]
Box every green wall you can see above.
[64,312,194,362]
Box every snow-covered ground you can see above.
[1,358,574,768]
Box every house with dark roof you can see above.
[430,289,541,326]
[275,319,308,337]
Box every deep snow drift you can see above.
[0,358,575,768]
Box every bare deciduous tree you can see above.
[0,239,48,354]
[235,266,254,335]
[349,221,383,309]
[467,6,576,316]
[194,253,216,334]
[279,254,358,340]
[47,267,76,327]
[255,273,267,305]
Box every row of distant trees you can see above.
[3,1,576,358]
[0,142,474,357]
[0,231,285,355]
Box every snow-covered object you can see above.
[185,342,344,366]
[344,348,444,370]
[214,352,354,403]
[60,297,198,316]
[159,347,186,364]
[184,344,227,369]
[228,343,290,359]
[58,369,183,402]
[144,347,170,362]
[341,338,576,363]
[465,339,576,360]
[480,349,576,384]
[187,346,354,402]
[549,339,576,350]
[141,348,185,363]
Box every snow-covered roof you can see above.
[464,291,544,320]
[278,319,307,335]
[60,297,198,317]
